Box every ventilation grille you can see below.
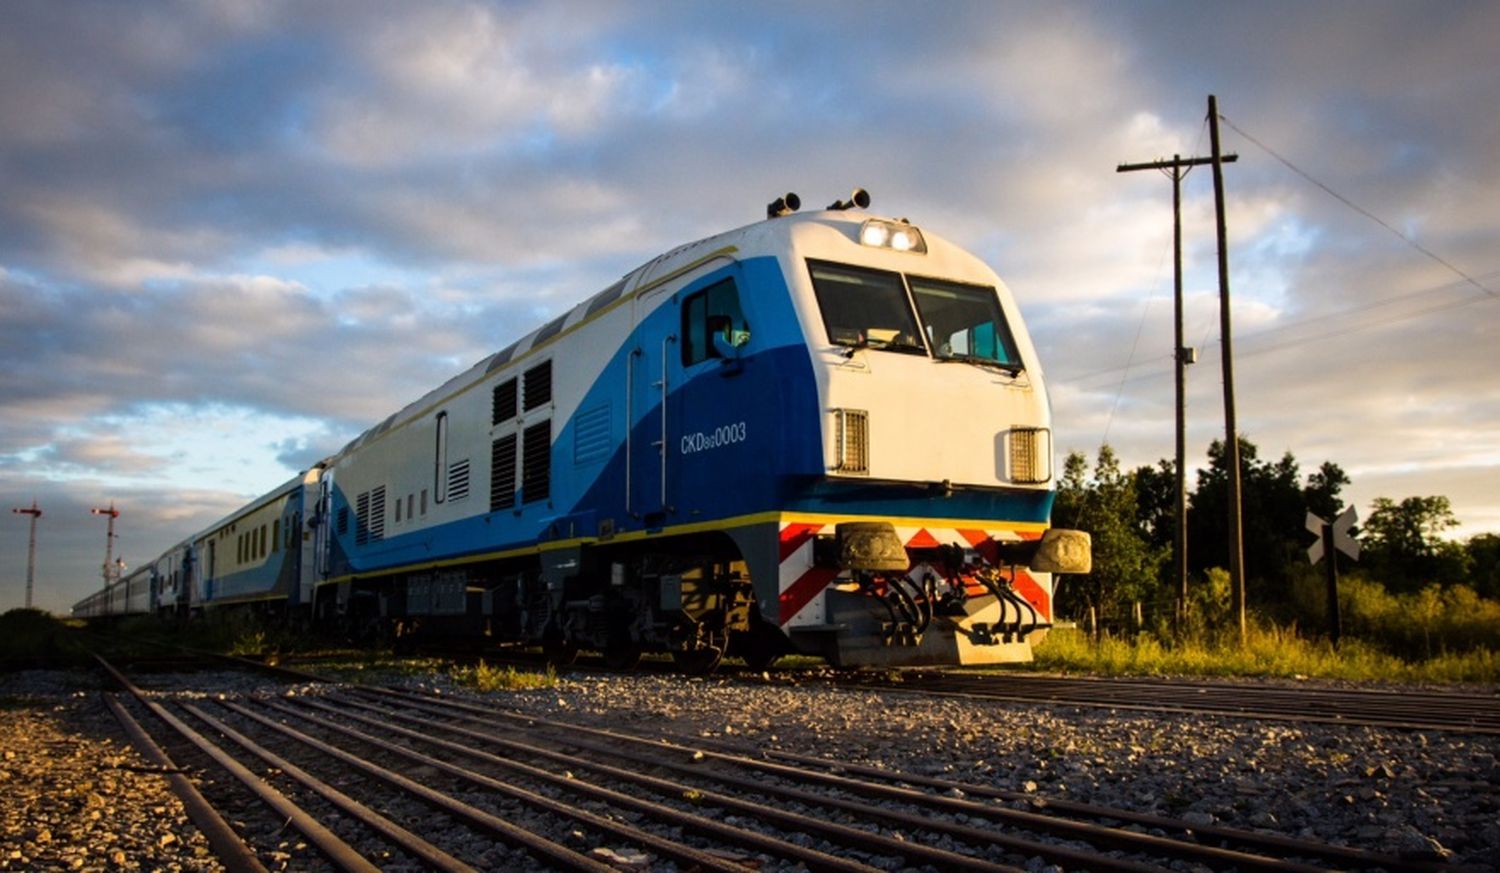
[492,378,517,426]
[524,360,552,411]
[447,460,471,502]
[572,405,611,465]
[833,409,869,474]
[368,486,386,541]
[522,420,551,504]
[355,487,386,545]
[355,492,368,545]
[491,434,517,512]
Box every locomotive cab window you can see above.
[909,277,1022,372]
[681,278,748,366]
[807,261,925,354]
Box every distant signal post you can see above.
[91,502,121,590]
[11,501,42,610]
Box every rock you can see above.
[1394,827,1454,862]
[590,846,652,868]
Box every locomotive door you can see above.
[627,264,745,527]
[628,286,683,525]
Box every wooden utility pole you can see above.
[1116,150,1235,634]
[1208,94,1247,643]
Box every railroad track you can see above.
[91,654,1471,872]
[818,670,1500,735]
[324,644,1500,736]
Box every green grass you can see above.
[450,660,558,692]
[0,609,92,665]
[1032,625,1499,684]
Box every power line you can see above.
[1218,114,1496,300]
[1052,270,1500,390]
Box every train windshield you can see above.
[910,276,1021,370]
[807,261,1022,371]
[807,261,926,354]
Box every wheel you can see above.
[732,616,788,671]
[602,639,642,671]
[671,628,728,675]
[739,645,782,672]
[542,631,578,667]
[732,629,783,671]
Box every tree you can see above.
[1362,496,1470,591]
[1187,437,1351,608]
[1051,446,1167,631]
[1304,461,1350,521]
[1464,533,1500,600]
[1132,459,1177,552]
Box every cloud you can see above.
[2,1,1499,614]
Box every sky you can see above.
[2,0,1497,614]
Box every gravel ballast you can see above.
[4,666,1497,870]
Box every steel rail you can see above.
[178,701,479,873]
[754,745,1462,873]
[370,687,1396,873]
[214,699,617,873]
[307,699,1020,873]
[333,690,1124,873]
[946,674,1500,719]
[91,655,381,873]
[101,694,270,873]
[425,695,1424,873]
[256,695,882,873]
[833,672,1500,734]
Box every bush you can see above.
[1033,623,1497,684]
[1290,570,1500,658]
[0,609,85,663]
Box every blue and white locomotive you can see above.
[74,190,1089,670]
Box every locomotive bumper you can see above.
[776,521,1091,668]
[819,587,1043,666]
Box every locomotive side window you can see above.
[434,411,449,503]
[807,261,925,354]
[681,278,748,366]
[910,277,1022,371]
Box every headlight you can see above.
[858,219,926,254]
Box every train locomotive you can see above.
[73,190,1090,671]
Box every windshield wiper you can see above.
[838,338,928,358]
[935,353,1024,376]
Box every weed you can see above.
[452,660,558,692]
[1033,625,1498,684]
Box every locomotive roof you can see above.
[328,207,983,461]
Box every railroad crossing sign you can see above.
[1306,507,1359,564]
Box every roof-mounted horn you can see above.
[766,192,801,219]
[828,188,871,211]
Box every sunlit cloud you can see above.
[1,0,1497,613]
